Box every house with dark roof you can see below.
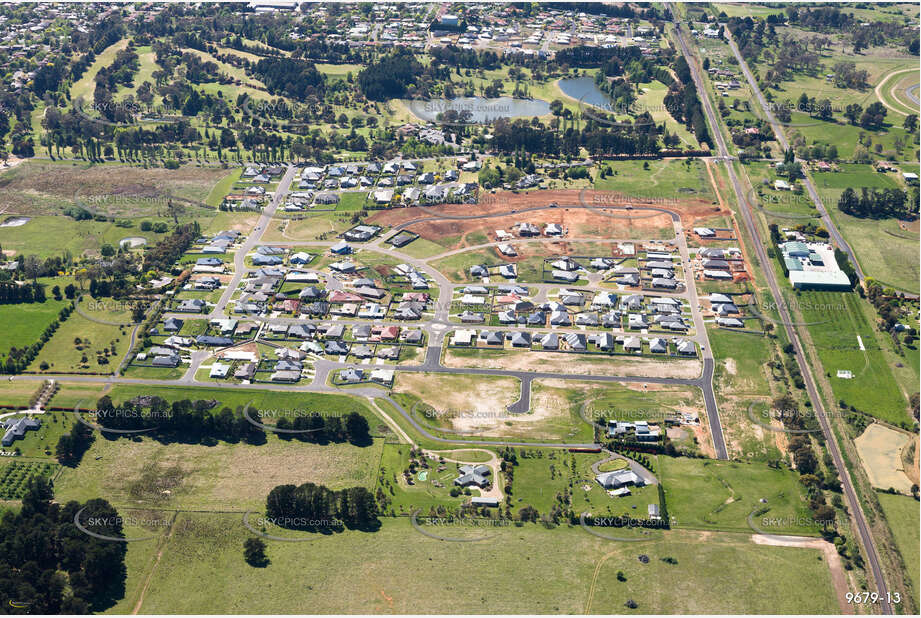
[564,333,587,351]
[325,340,350,355]
[455,464,491,487]
[195,335,234,347]
[176,298,207,313]
[510,331,531,347]
[1,417,41,447]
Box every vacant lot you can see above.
[29,302,134,374]
[659,457,820,535]
[443,348,702,380]
[367,189,721,252]
[55,434,384,511]
[393,372,520,421]
[594,158,714,202]
[854,423,913,494]
[119,515,838,614]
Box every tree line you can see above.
[837,187,914,220]
[265,482,379,531]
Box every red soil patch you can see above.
[367,190,726,250]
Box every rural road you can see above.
[670,13,893,614]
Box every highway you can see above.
[669,14,893,614]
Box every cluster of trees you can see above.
[0,280,46,304]
[555,44,644,69]
[142,222,199,272]
[55,416,96,467]
[490,117,663,158]
[428,46,501,71]
[357,49,424,101]
[275,410,371,446]
[265,482,378,531]
[253,57,326,100]
[865,279,919,349]
[831,61,869,90]
[768,394,839,531]
[69,396,267,447]
[665,56,711,147]
[837,187,912,219]
[63,395,372,451]
[0,302,73,375]
[0,479,128,613]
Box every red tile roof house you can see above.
[401,292,429,303]
[329,290,363,303]
[380,325,400,340]
[282,299,300,313]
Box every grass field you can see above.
[114,515,840,614]
[0,300,68,359]
[701,325,782,461]
[54,433,385,511]
[29,301,134,374]
[877,492,920,603]
[792,290,912,426]
[594,158,716,203]
[659,456,820,535]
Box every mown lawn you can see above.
[0,300,68,359]
[793,290,912,426]
[659,456,820,535]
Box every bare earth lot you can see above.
[444,348,702,379]
[854,423,913,493]
[368,190,726,251]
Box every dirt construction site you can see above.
[367,190,729,251]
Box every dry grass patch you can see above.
[854,423,913,493]
[54,434,384,511]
